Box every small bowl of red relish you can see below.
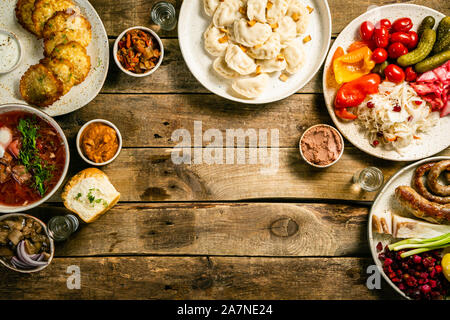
[113,26,164,77]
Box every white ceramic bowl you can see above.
[322,4,449,161]
[178,0,332,104]
[0,29,22,74]
[113,26,164,77]
[76,119,122,166]
[0,213,55,273]
[0,103,70,213]
[299,124,344,168]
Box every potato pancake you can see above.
[42,11,91,40]
[44,27,92,56]
[20,64,63,107]
[15,0,38,35]
[41,57,76,94]
[50,41,91,84]
[32,0,75,37]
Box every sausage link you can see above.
[395,186,450,225]
[413,162,450,204]
[427,160,450,196]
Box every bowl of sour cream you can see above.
[0,30,22,74]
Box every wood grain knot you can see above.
[270,217,299,237]
[192,276,213,290]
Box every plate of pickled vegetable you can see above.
[323,4,450,161]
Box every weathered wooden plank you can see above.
[57,93,330,147]
[102,39,323,94]
[29,203,369,257]
[91,0,449,37]
[49,147,450,202]
[0,256,398,299]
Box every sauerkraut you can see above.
[355,81,440,152]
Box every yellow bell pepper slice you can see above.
[333,46,376,84]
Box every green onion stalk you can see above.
[388,233,450,258]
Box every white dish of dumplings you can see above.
[178,0,331,103]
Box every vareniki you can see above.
[203,0,312,99]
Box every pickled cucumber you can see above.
[397,29,436,67]
[372,61,389,76]
[436,16,450,41]
[414,49,450,73]
[418,16,435,37]
[433,30,450,53]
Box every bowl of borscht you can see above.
[0,104,69,212]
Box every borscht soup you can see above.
[0,111,66,206]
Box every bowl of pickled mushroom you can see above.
[113,26,164,77]
[0,213,54,273]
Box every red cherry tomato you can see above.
[360,21,375,41]
[405,66,418,82]
[407,31,418,49]
[384,64,405,83]
[372,48,388,63]
[373,26,389,48]
[378,19,392,31]
[390,32,411,46]
[392,17,413,33]
[388,42,408,59]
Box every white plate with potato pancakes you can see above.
[369,156,450,300]
[0,0,108,116]
[178,0,331,104]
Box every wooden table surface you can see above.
[1,0,449,300]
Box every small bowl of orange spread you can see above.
[76,119,122,166]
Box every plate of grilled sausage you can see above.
[368,156,450,299]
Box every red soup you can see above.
[0,111,66,206]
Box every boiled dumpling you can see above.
[275,16,297,43]
[213,55,240,79]
[213,0,241,28]
[232,73,270,98]
[282,40,305,74]
[287,0,310,34]
[247,32,281,59]
[247,0,268,23]
[233,18,272,47]
[225,44,257,75]
[257,57,287,73]
[267,0,289,24]
[204,24,229,56]
[203,0,220,16]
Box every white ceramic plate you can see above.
[368,156,450,299]
[0,0,109,117]
[178,0,331,104]
[323,4,450,161]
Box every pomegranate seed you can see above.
[367,101,375,109]
[429,280,437,288]
[430,268,436,278]
[421,285,431,294]
[413,100,422,105]
[420,272,428,279]
[384,258,393,267]
[393,104,401,112]
[407,115,413,122]
[398,284,406,291]
[373,140,379,147]
[435,265,442,273]
[413,255,422,264]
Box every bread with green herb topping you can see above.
[62,168,120,223]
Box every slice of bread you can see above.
[62,168,120,223]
